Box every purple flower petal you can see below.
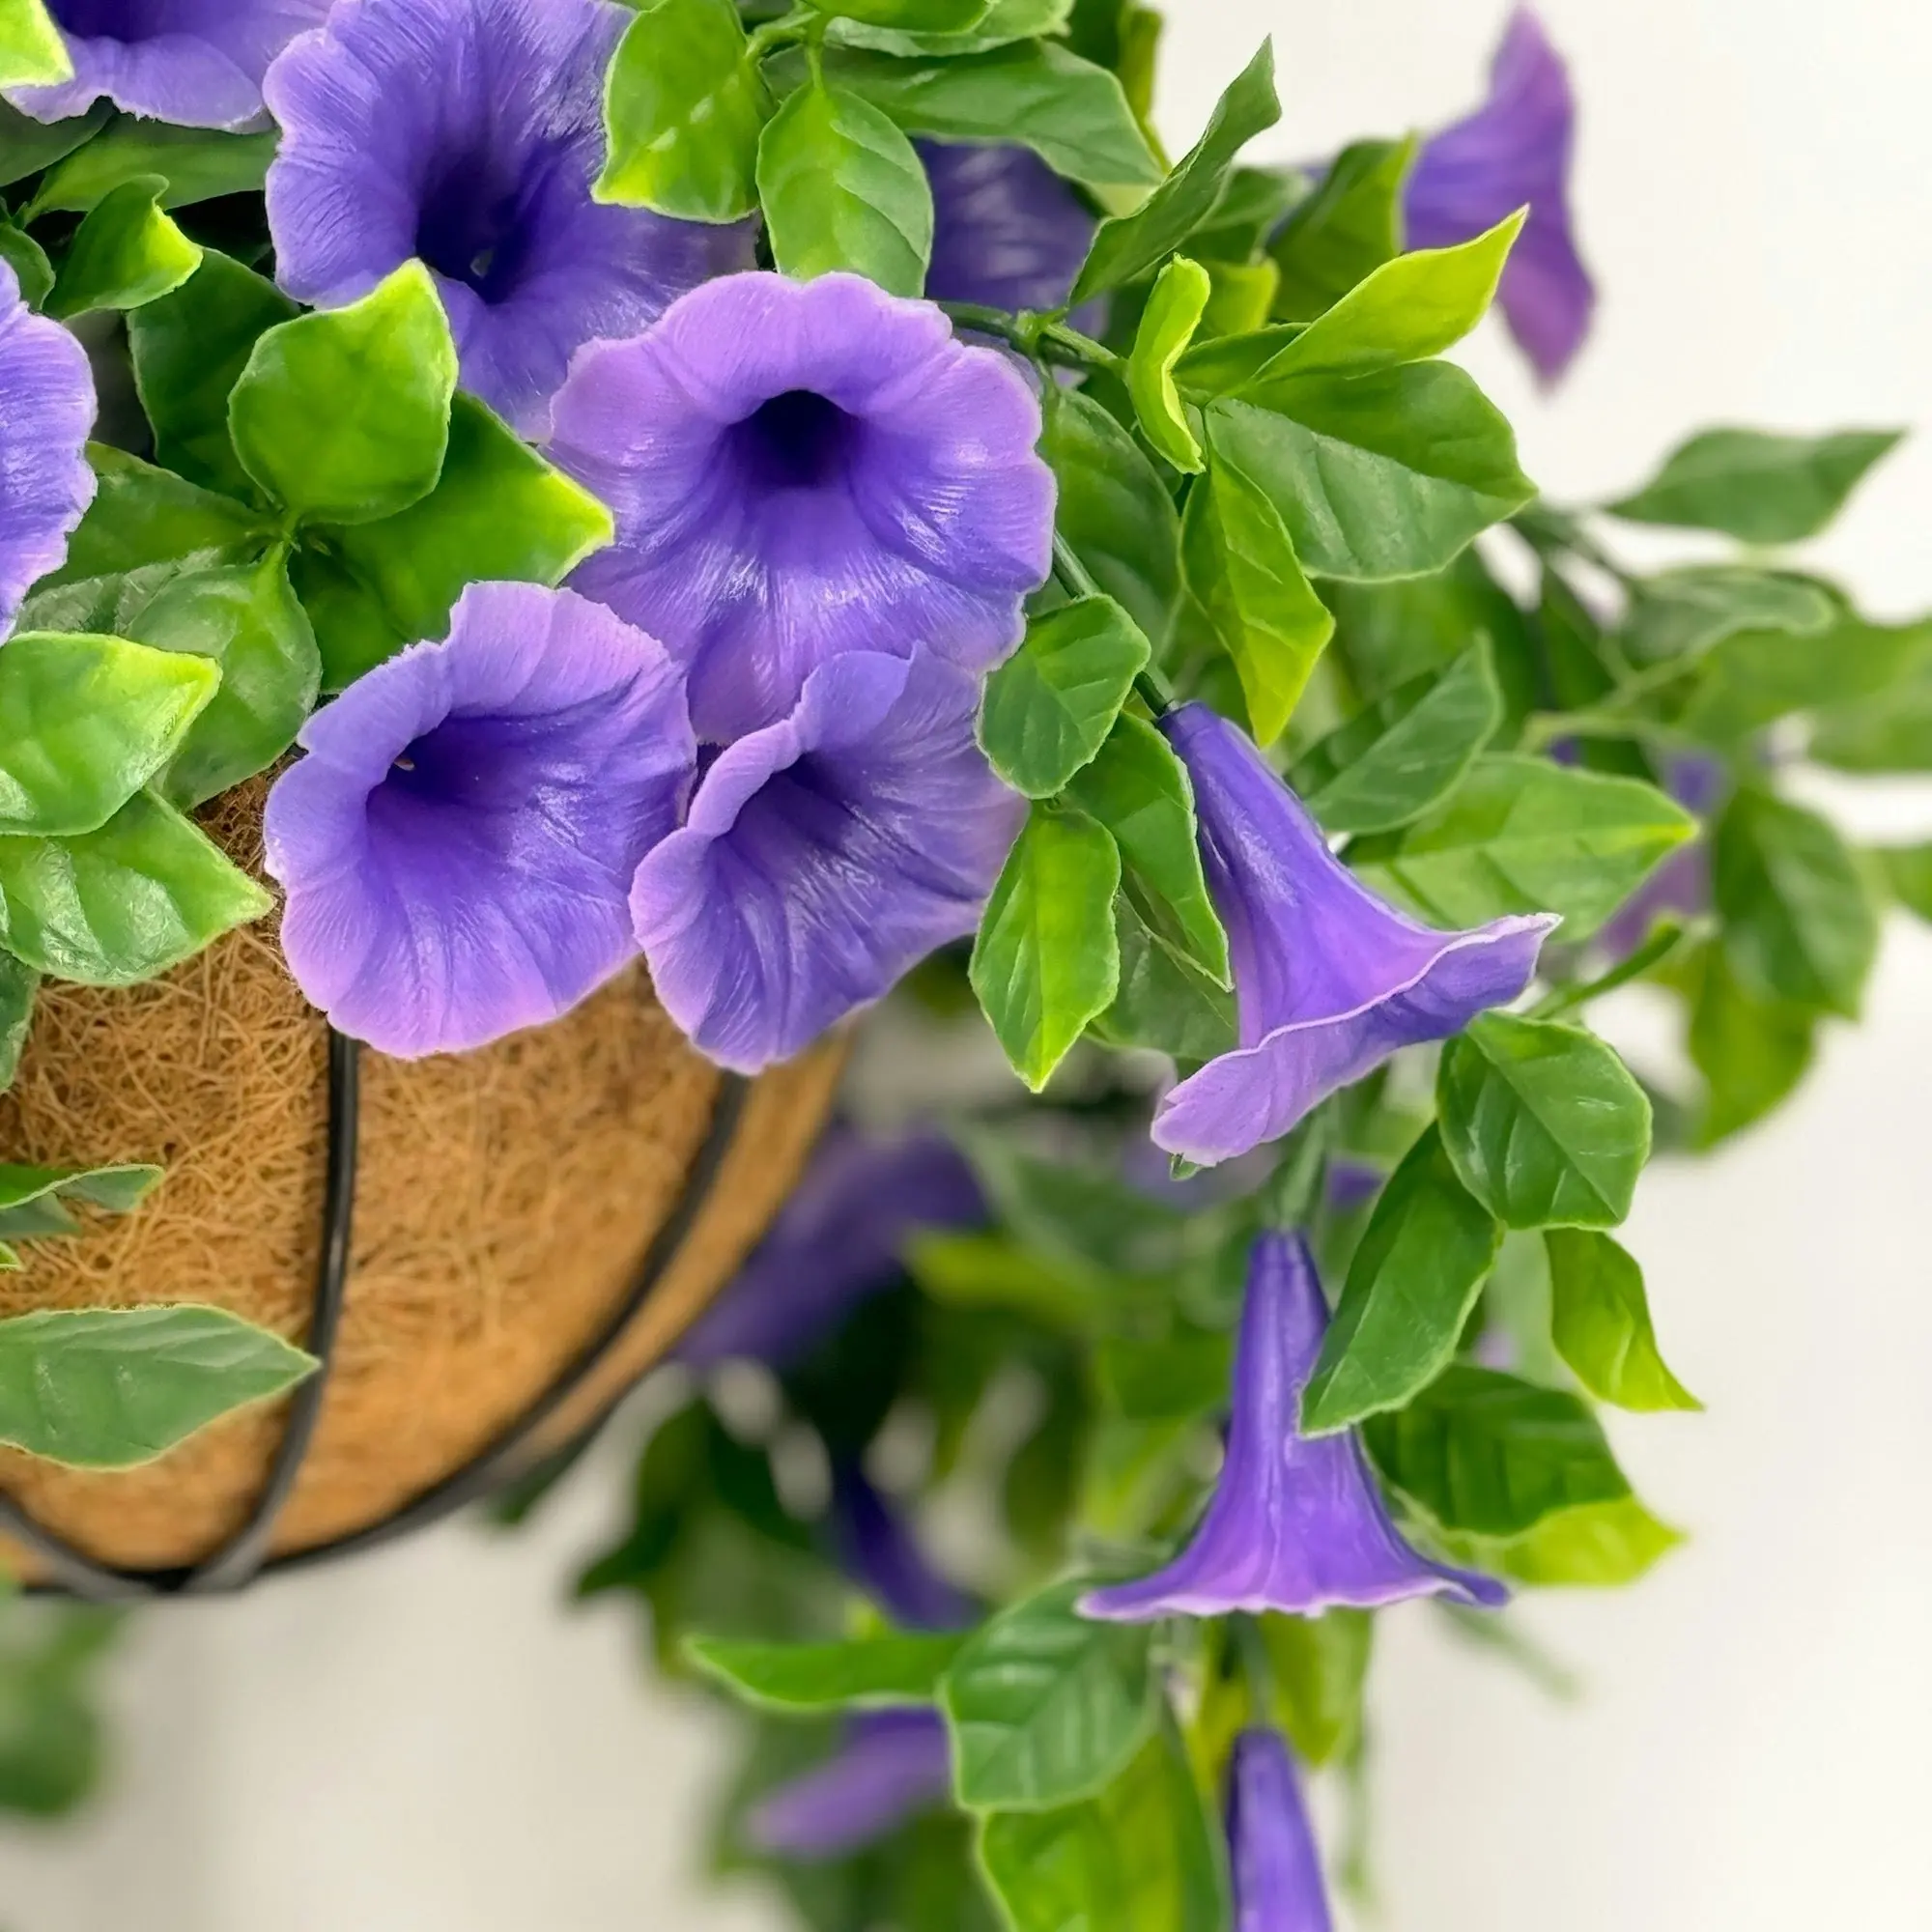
[1151,705,1556,1170]
[9,0,328,128]
[1228,1729,1334,1932]
[832,1465,976,1634]
[747,1709,952,1861]
[1597,753,1722,958]
[265,581,694,1059]
[0,261,95,632]
[1406,8,1595,384]
[631,646,1024,1073]
[1080,1233,1504,1620]
[552,270,1055,742]
[263,0,753,435]
[922,140,1095,316]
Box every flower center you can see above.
[414,159,533,303]
[724,390,859,494]
[44,1,125,35]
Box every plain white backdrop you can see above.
[3,3,1929,1926]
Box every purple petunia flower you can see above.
[1080,1233,1504,1620]
[832,1464,977,1634]
[8,0,328,128]
[630,646,1024,1074]
[1228,1728,1334,1932]
[550,270,1056,743]
[265,582,694,1059]
[1406,8,1595,384]
[263,0,753,435]
[922,140,1096,316]
[747,1709,953,1862]
[0,262,95,633]
[1151,705,1556,1170]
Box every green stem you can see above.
[1532,916,1698,1018]
[937,302,1123,374]
[1050,532,1170,714]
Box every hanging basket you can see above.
[0,781,841,1598]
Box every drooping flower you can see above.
[630,647,1024,1074]
[747,1709,952,1862]
[1406,8,1595,384]
[1227,1728,1334,1932]
[8,0,328,128]
[265,582,694,1059]
[832,1464,976,1634]
[263,0,753,435]
[922,140,1096,316]
[551,271,1056,743]
[1151,704,1556,1170]
[1080,1233,1504,1620]
[0,261,95,633]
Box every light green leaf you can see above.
[0,1305,315,1468]
[48,446,263,586]
[1808,627,1932,772]
[1877,843,1932,923]
[1301,1125,1503,1434]
[26,116,275,217]
[832,0,1069,55]
[1126,256,1210,471]
[1686,937,1817,1146]
[1606,426,1906,544]
[44,174,200,320]
[0,0,71,87]
[0,99,105,189]
[1259,1610,1371,1767]
[1489,1496,1682,1587]
[1090,898,1237,1063]
[980,596,1150,799]
[0,1160,160,1240]
[1094,1325,1231,1421]
[0,218,52,305]
[0,953,35,1091]
[809,0,990,28]
[230,262,457,527]
[0,633,218,837]
[1621,565,1836,666]
[971,804,1121,1092]
[1546,1228,1699,1412]
[1267,134,1413,322]
[909,1230,1113,1332]
[684,1631,967,1711]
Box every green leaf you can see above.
[1545,1228,1699,1413]
[810,0,991,27]
[0,790,271,986]
[971,805,1121,1092]
[1181,441,1334,746]
[230,262,457,527]
[26,116,275,217]
[126,555,322,807]
[0,0,71,87]
[1258,1609,1371,1767]
[598,0,770,221]
[1606,426,1906,544]
[1290,646,1500,836]
[685,1632,967,1712]
[975,1720,1225,1932]
[1126,256,1210,471]
[1713,786,1877,1018]
[1070,40,1280,303]
[1686,937,1817,1146]
[128,247,298,498]
[44,174,200,320]
[1349,754,1696,942]
[0,218,51,306]
[1067,712,1227,983]
[0,99,104,188]
[910,1230,1114,1332]
[1437,1013,1652,1232]
[49,446,263,585]
[1041,386,1180,651]
[1808,628,1932,772]
[1877,842,1932,923]
[1621,565,1835,666]
[0,1305,315,1468]
[0,953,35,1091]
[1364,1363,1630,1539]
[1488,1495,1682,1587]
[298,392,612,689]
[1094,1325,1231,1421]
[1301,1125,1503,1434]
[1682,614,1930,748]
[1266,135,1412,321]
[1090,898,1237,1062]
[0,1161,160,1244]
[0,632,218,837]
[980,596,1150,799]
[833,0,1071,55]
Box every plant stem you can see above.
[1050,533,1171,715]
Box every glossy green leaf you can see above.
[834,0,1071,57]
[44,174,200,319]
[1713,786,1877,1018]
[1349,754,1696,941]
[1686,937,1817,1146]
[0,953,35,1091]
[941,1578,1154,1811]
[26,117,275,216]
[1681,615,1931,748]
[1621,565,1835,666]
[971,804,1121,1092]
[1437,1013,1652,1231]
[0,1305,315,1468]
[1291,646,1500,836]
[980,596,1150,799]
[1546,1228,1699,1412]
[1127,257,1210,471]
[1364,1363,1630,1539]
[810,0,990,27]
[49,447,263,585]
[0,1161,160,1242]
[757,75,932,295]
[1259,1609,1371,1767]
[0,99,105,189]
[1267,135,1412,322]
[1607,426,1905,544]
[1070,40,1279,303]
[1090,898,1237,1062]
[0,790,271,986]
[685,1631,967,1712]
[1489,1496,1683,1587]
[598,0,769,221]
[1302,1125,1503,1434]
[0,632,217,837]
[0,0,71,87]
[0,219,51,306]
[230,262,457,527]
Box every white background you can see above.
[4,2,1930,1925]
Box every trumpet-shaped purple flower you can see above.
[1151,705,1555,1169]
[8,0,328,128]
[265,582,693,1059]
[1406,8,1595,384]
[1080,1234,1503,1620]
[631,647,1023,1074]
[264,0,753,435]
[0,262,95,633]
[747,1709,952,1862]
[551,271,1055,743]
[922,141,1096,316]
[1228,1729,1333,1932]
